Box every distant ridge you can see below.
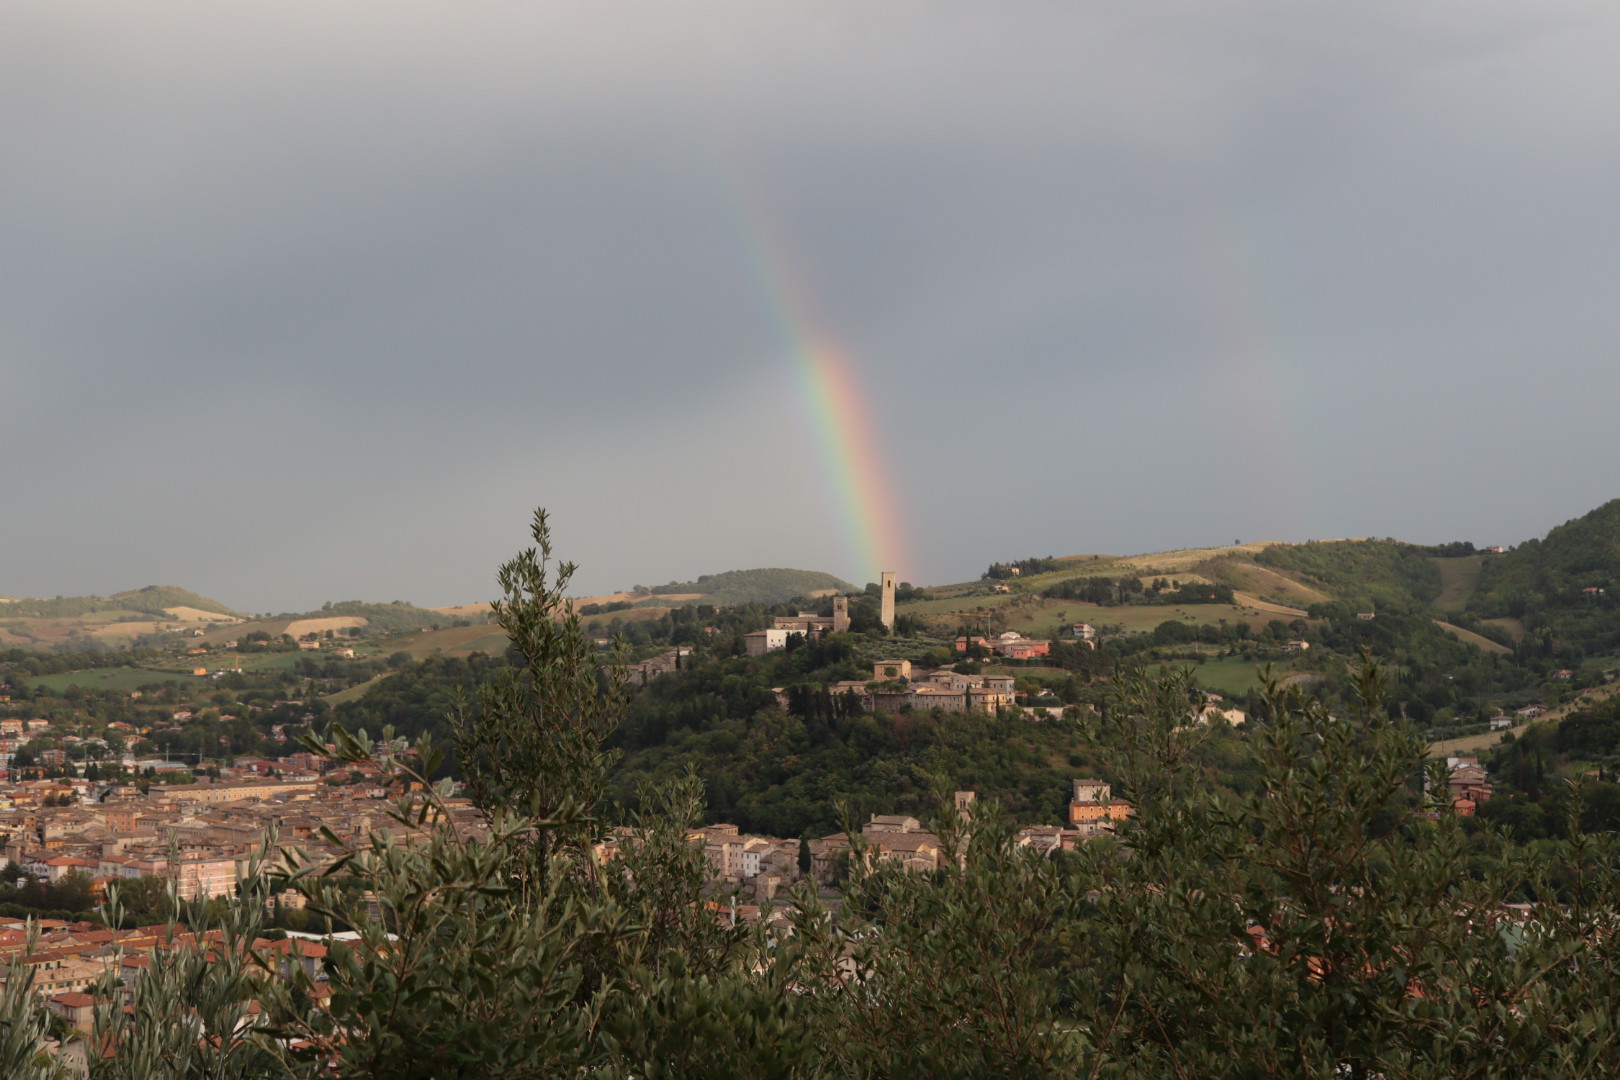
[585,568,859,609]
[0,585,240,620]
[110,585,241,617]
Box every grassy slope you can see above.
[324,674,392,706]
[579,606,680,633]
[1431,556,1485,613]
[901,543,1330,641]
[1197,558,1330,607]
[27,667,207,692]
[1433,620,1512,655]
[384,625,509,660]
[907,538,1517,705]
[989,599,1306,638]
[1183,656,1294,696]
[197,619,297,646]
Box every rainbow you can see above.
[733,197,909,585]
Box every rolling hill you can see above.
[626,568,858,607]
[0,585,240,621]
[0,586,245,647]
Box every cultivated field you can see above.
[1199,558,1330,607]
[897,593,1023,619]
[943,598,1316,640]
[1431,556,1485,613]
[1482,617,1526,642]
[163,606,241,623]
[386,625,510,660]
[982,664,1071,682]
[87,620,190,640]
[925,542,1336,609]
[1109,541,1283,576]
[229,650,319,673]
[1,615,201,646]
[432,602,493,619]
[324,674,392,706]
[1230,592,1310,619]
[1179,656,1289,696]
[27,667,206,693]
[1433,620,1512,655]
[283,616,370,638]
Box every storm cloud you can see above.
[4,1,1618,610]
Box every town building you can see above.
[744,628,794,657]
[771,596,851,636]
[954,631,1052,659]
[1067,778,1134,835]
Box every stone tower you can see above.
[880,571,896,631]
[832,596,850,633]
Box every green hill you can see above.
[640,568,857,607]
[1471,500,1620,614]
[1251,539,1442,614]
[1466,499,1620,658]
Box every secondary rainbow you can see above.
[1194,210,1318,539]
[734,199,910,584]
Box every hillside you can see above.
[1249,539,1442,613]
[1460,499,1620,661]
[0,585,240,621]
[0,586,246,648]
[0,587,472,651]
[1471,499,1620,614]
[109,585,241,617]
[633,568,857,607]
[191,601,465,649]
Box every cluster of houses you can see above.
[954,631,1053,660]
[1442,757,1493,817]
[791,658,1020,716]
[5,775,1134,1067]
[0,756,483,909]
[0,763,490,1071]
[667,781,1138,903]
[0,716,61,775]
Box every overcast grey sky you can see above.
[4,1,1619,612]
